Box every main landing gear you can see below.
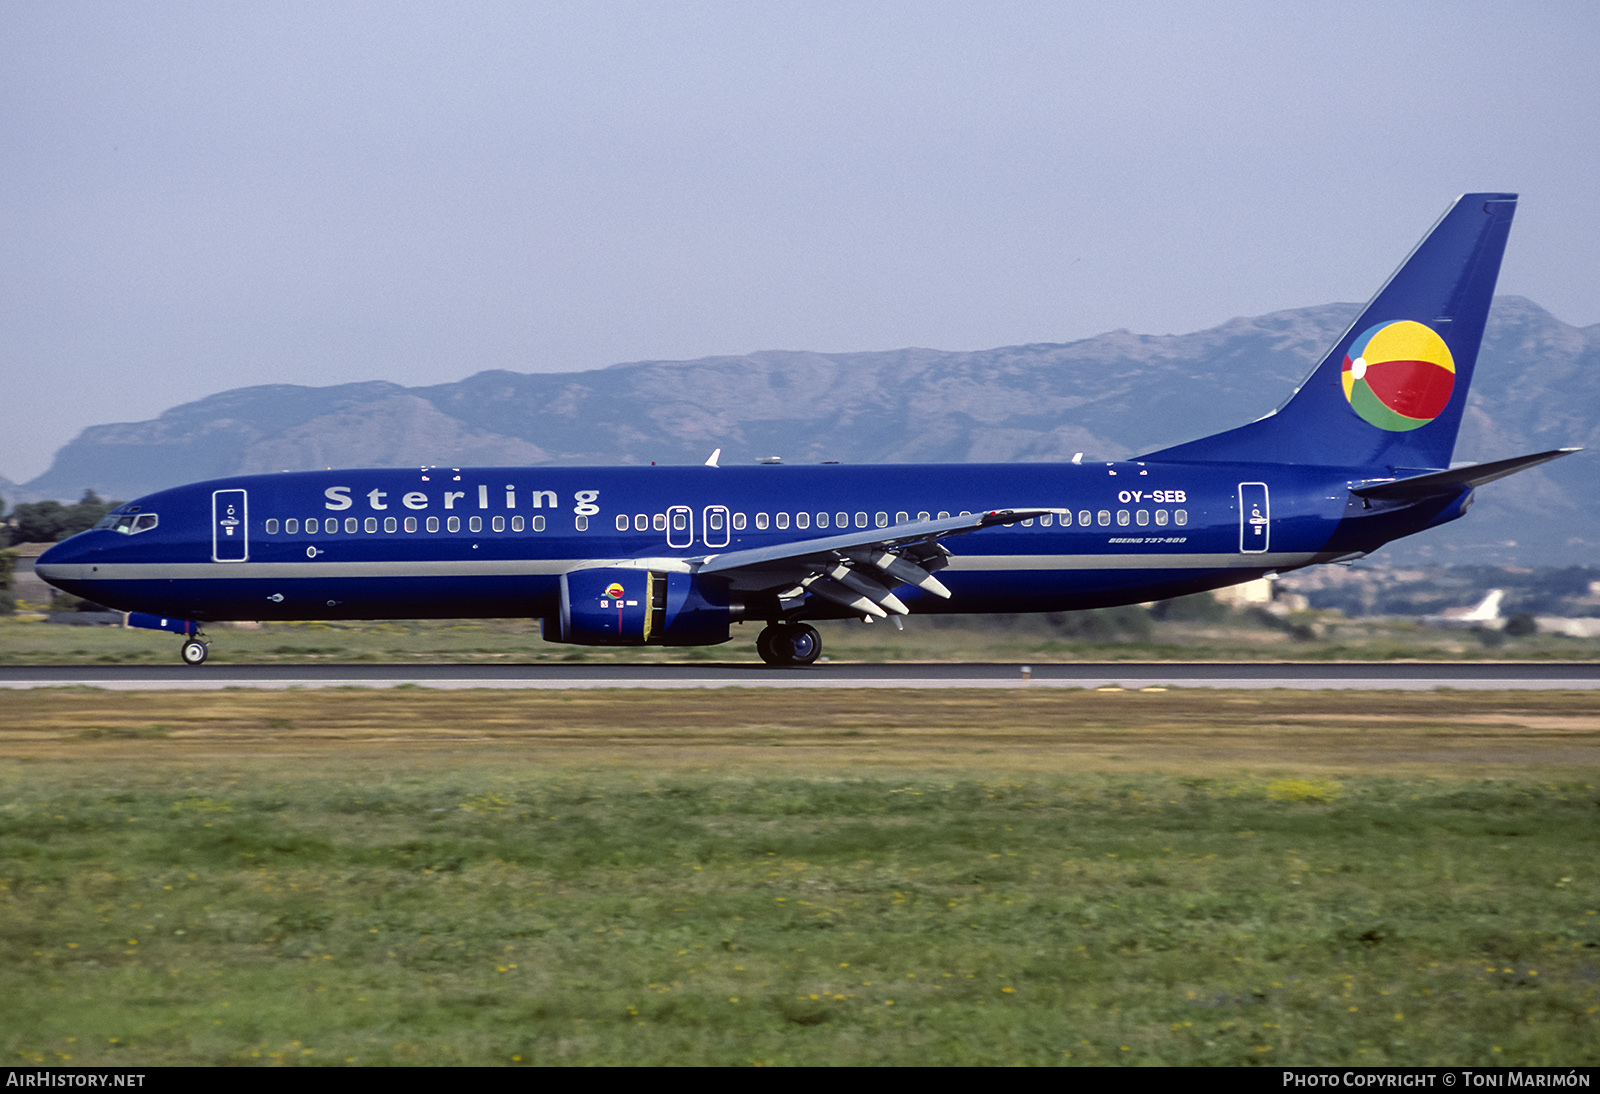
[756,623,821,667]
[180,638,210,666]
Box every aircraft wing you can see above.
[1350,448,1580,501]
[693,508,1052,618]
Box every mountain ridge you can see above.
[14,295,1596,565]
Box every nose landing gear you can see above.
[756,622,821,666]
[180,638,210,666]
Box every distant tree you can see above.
[0,546,15,614]
[1043,605,1154,642]
[1149,591,1228,623]
[10,490,118,543]
[9,500,67,543]
[64,490,117,536]
[1503,613,1538,638]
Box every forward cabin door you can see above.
[212,489,249,562]
[1238,482,1269,554]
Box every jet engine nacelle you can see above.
[544,567,737,646]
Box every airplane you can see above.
[36,192,1580,666]
[1421,589,1506,630]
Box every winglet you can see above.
[705,448,721,468]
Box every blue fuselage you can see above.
[37,459,1467,625]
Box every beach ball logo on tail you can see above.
[1341,320,1456,431]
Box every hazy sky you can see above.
[3,1,1597,483]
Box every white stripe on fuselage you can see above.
[40,551,1323,584]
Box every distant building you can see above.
[1533,616,1600,638]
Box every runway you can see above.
[3,661,1600,690]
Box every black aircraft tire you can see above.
[180,640,208,666]
[756,625,784,666]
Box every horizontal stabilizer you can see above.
[1350,448,1580,501]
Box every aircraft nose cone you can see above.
[35,534,98,579]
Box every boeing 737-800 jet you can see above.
[36,193,1577,665]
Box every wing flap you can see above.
[694,507,1051,615]
[695,508,1049,574]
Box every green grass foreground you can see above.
[3,764,1597,1066]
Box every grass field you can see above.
[2,688,1598,1066]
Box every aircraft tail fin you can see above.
[1144,193,1517,471]
[1464,589,1504,622]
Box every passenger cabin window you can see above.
[937,511,949,520]
[532,516,545,532]
[756,513,769,530]
[836,512,848,528]
[265,519,279,534]
[1097,510,1110,526]
[405,517,417,532]
[365,517,378,533]
[1117,510,1130,526]
[286,518,299,534]
[427,516,440,532]
[512,516,524,531]
[1079,510,1092,527]
[1021,518,1033,527]
[615,515,629,531]
[855,512,868,528]
[875,512,888,527]
[1155,510,1168,526]
[469,516,483,532]
[1136,510,1149,526]
[492,516,505,532]
[673,512,687,531]
[733,513,747,530]
[345,518,358,533]
[384,517,397,532]
[1040,513,1053,527]
[775,513,788,530]
[448,516,461,532]
[1175,510,1188,526]
[816,513,829,528]
[795,512,809,529]
[654,514,667,531]
[634,514,647,531]
[710,510,726,531]
[895,511,908,524]
[574,516,588,531]
[917,511,930,522]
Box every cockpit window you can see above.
[103,512,159,535]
